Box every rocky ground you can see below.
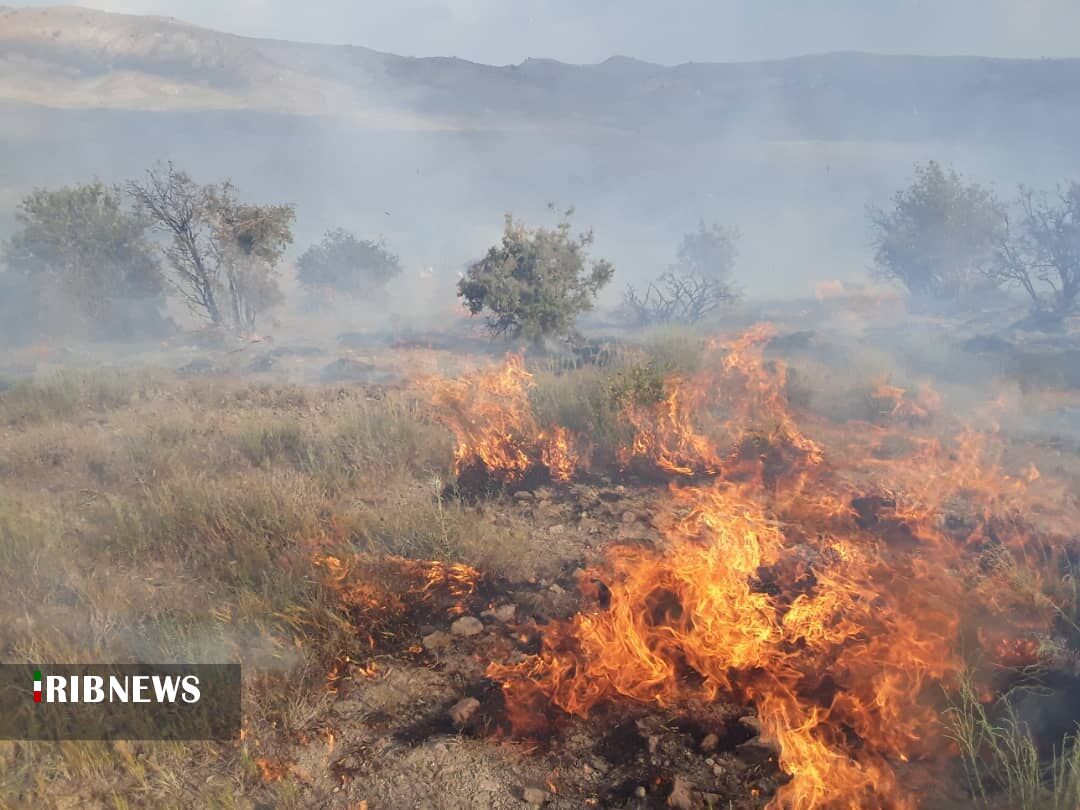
[243,480,802,810]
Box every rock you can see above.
[736,737,781,764]
[481,603,516,622]
[547,523,565,535]
[634,786,647,799]
[622,510,638,525]
[421,630,451,651]
[739,715,764,735]
[589,756,609,773]
[667,775,694,809]
[700,732,719,754]
[450,616,484,637]
[448,697,480,726]
[522,786,549,805]
[736,714,780,763]
[514,491,535,502]
[492,604,516,623]
[548,583,565,595]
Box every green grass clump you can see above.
[946,670,1080,810]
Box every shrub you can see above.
[458,206,614,346]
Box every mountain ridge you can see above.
[3,4,1080,142]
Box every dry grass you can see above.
[2,338,1078,808]
[0,370,492,808]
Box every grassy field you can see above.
[1,328,1079,809]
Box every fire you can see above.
[314,554,485,651]
[466,326,1077,808]
[422,354,579,484]
[490,475,963,807]
[253,756,289,782]
[333,326,1080,808]
[618,325,822,479]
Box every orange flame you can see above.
[478,326,1079,808]
[422,354,580,483]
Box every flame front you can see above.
[422,354,579,483]
[405,327,1079,807]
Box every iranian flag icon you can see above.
[33,670,42,703]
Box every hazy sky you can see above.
[14,0,1080,64]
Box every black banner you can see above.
[0,664,241,740]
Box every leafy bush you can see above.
[296,228,402,299]
[458,207,614,346]
[2,182,167,338]
[869,161,1005,300]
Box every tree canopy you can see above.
[296,228,402,298]
[869,161,1005,300]
[3,181,163,328]
[457,208,614,346]
[128,163,294,333]
[990,183,1080,318]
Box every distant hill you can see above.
[2,5,1080,296]
[4,4,1080,141]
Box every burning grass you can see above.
[0,330,1079,808]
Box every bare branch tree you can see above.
[622,222,741,327]
[623,270,737,327]
[989,183,1080,319]
[128,164,294,333]
[126,163,223,325]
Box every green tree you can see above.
[127,163,294,333]
[296,228,402,300]
[208,189,294,333]
[674,220,740,280]
[2,181,164,331]
[991,183,1080,318]
[869,161,1005,300]
[457,207,614,346]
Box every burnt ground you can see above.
[3,310,1080,809]
[239,480,802,810]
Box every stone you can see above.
[492,604,516,623]
[736,737,781,764]
[622,510,638,524]
[450,616,484,637]
[448,697,480,726]
[421,630,451,651]
[634,786,647,799]
[522,786,549,805]
[700,732,719,754]
[514,491,535,501]
[667,775,694,809]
